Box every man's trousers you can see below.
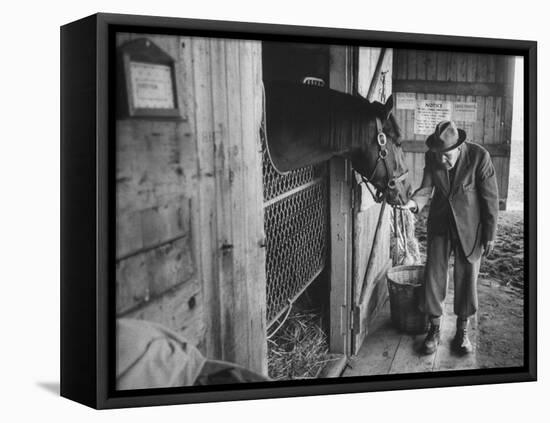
[420,228,481,319]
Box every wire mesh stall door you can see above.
[262,132,329,326]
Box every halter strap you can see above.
[375,117,384,134]
[361,117,408,203]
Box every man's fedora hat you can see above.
[426,120,467,153]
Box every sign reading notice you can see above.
[453,102,478,122]
[414,100,452,135]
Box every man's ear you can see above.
[384,94,394,118]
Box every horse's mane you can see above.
[263,80,400,173]
[385,113,402,145]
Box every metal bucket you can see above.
[386,265,429,334]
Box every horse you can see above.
[263,81,412,206]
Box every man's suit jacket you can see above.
[412,142,499,263]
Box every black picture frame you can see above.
[60,12,537,409]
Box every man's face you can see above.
[438,147,460,169]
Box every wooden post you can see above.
[192,38,266,374]
[329,158,353,354]
[328,45,356,355]
[499,56,516,210]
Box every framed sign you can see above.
[60,13,537,409]
[118,38,180,118]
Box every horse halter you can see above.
[361,116,409,203]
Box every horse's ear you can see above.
[384,94,394,118]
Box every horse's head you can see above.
[262,82,412,205]
[349,95,412,206]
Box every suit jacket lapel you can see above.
[432,161,450,195]
[450,143,470,194]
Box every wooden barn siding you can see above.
[115,34,266,374]
[352,48,393,352]
[115,34,203,349]
[393,50,514,207]
[352,190,391,343]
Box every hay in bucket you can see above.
[267,310,331,380]
[391,208,421,266]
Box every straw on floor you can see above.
[267,310,331,380]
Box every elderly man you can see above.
[402,120,499,355]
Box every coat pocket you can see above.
[462,181,476,192]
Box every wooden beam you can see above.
[328,157,352,355]
[329,45,355,356]
[192,37,221,360]
[393,79,505,97]
[400,140,429,153]
[366,48,387,101]
[318,354,348,378]
[401,140,511,157]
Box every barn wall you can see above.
[115,33,266,374]
[393,50,514,209]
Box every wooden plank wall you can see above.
[393,50,514,208]
[352,189,391,352]
[352,48,393,353]
[116,33,266,374]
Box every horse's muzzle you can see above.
[386,171,411,206]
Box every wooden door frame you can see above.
[328,45,358,357]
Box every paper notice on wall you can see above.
[452,102,478,122]
[395,93,416,110]
[414,100,452,135]
[129,61,175,109]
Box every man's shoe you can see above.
[452,327,473,355]
[422,323,440,354]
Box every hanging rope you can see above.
[399,207,409,259]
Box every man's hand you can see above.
[398,199,418,213]
[482,240,495,257]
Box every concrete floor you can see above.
[343,289,478,377]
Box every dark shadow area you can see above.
[36,381,60,396]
